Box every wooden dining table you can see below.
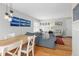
[0,35,28,56]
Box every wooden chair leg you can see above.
[1,50,5,56]
[18,49,21,56]
[26,53,29,56]
[32,49,34,56]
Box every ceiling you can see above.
[12,3,73,20]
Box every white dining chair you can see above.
[1,40,23,56]
[21,35,36,56]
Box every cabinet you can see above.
[39,20,63,36]
[54,21,63,36]
[40,20,55,31]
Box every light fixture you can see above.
[4,4,9,20]
[4,14,9,20]
[9,4,14,17]
[4,3,14,21]
[4,12,10,20]
[9,10,13,17]
[5,12,9,15]
[10,10,13,13]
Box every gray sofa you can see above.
[25,32,56,48]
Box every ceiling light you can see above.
[4,3,13,22]
[4,14,9,20]
[10,10,13,16]
[10,10,13,13]
[5,12,9,15]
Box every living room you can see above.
[0,3,75,56]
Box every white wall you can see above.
[0,4,38,39]
[72,4,79,56]
[63,17,72,36]
[33,20,40,32]
[55,17,72,36]
[72,20,79,56]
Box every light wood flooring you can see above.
[34,37,72,56]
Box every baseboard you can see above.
[63,36,72,38]
[56,36,72,38]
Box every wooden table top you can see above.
[0,35,28,46]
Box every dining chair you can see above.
[21,35,36,56]
[1,40,23,56]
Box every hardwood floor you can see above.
[5,37,72,56]
[34,37,72,56]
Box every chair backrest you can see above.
[27,35,36,51]
[3,40,22,56]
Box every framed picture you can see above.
[10,16,31,27]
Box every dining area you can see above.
[0,34,36,56]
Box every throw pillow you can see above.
[55,36,64,45]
